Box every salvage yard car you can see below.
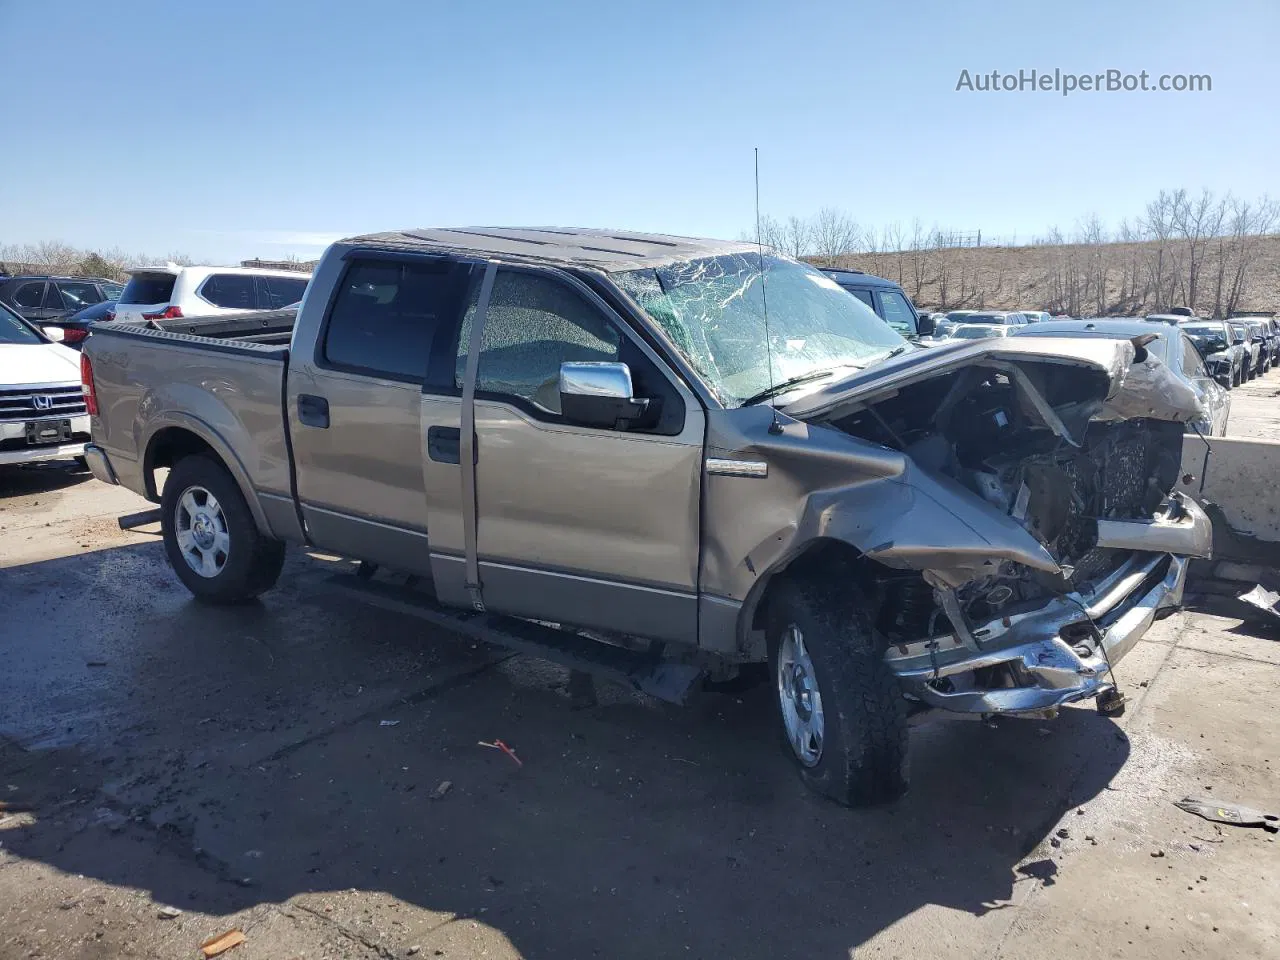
[1012,319,1230,435]
[1180,319,1248,387]
[0,301,89,467]
[82,227,1213,806]
[113,264,311,323]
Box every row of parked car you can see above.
[0,263,312,469]
[0,265,311,347]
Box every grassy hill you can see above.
[821,234,1280,317]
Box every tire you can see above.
[160,454,285,604]
[766,581,908,807]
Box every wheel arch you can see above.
[143,419,271,534]
[736,537,882,660]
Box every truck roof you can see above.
[818,268,903,291]
[342,227,759,273]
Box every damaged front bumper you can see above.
[886,496,1209,714]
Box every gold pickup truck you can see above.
[81,227,1212,806]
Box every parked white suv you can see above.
[0,302,88,467]
[113,265,311,323]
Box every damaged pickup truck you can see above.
[80,228,1212,806]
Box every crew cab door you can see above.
[286,251,475,579]
[456,265,704,644]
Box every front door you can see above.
[287,252,473,578]
[456,265,704,644]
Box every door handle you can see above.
[297,394,329,428]
[427,425,461,464]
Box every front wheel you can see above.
[767,583,908,806]
[160,454,285,604]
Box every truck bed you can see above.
[85,315,297,521]
[152,307,298,347]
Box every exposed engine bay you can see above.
[807,347,1206,711]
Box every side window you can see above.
[13,282,45,309]
[1182,337,1207,377]
[877,290,918,335]
[456,271,621,415]
[843,286,877,312]
[264,276,308,309]
[42,285,65,310]
[200,274,257,309]
[322,259,461,384]
[56,282,102,309]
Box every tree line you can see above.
[752,188,1279,317]
[0,241,195,281]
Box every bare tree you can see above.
[810,208,861,267]
[1142,191,1178,310]
[1172,188,1223,312]
[781,215,813,260]
[1224,196,1279,317]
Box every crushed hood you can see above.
[783,335,1205,425]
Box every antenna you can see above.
[755,147,783,434]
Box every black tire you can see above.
[766,581,908,807]
[160,454,285,604]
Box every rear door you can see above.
[8,281,48,321]
[456,265,704,643]
[197,273,258,314]
[286,252,474,580]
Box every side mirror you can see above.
[42,326,66,342]
[559,362,650,429]
[916,313,935,337]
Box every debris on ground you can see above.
[478,739,522,767]
[432,780,452,800]
[1176,796,1280,832]
[200,929,246,957]
[1237,584,1280,622]
[379,720,400,727]
[1151,849,1165,858]
[157,905,182,919]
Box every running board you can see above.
[326,573,706,705]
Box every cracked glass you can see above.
[616,254,903,406]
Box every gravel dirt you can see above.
[1,377,1278,959]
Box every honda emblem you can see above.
[32,395,53,411]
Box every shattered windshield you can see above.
[615,254,904,406]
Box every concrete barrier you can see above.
[1179,434,1280,565]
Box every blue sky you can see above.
[2,0,1276,263]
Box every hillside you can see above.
[821,234,1280,317]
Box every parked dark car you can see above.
[1180,320,1248,387]
[1242,320,1270,377]
[819,268,931,338]
[1014,318,1230,435]
[40,299,117,348]
[0,275,123,324]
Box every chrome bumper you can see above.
[83,443,119,485]
[0,439,87,467]
[889,554,1190,714]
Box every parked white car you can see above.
[112,264,311,323]
[1020,310,1052,323]
[0,302,89,467]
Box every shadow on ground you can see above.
[1,538,1132,959]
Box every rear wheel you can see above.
[161,454,285,603]
[767,582,908,807]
